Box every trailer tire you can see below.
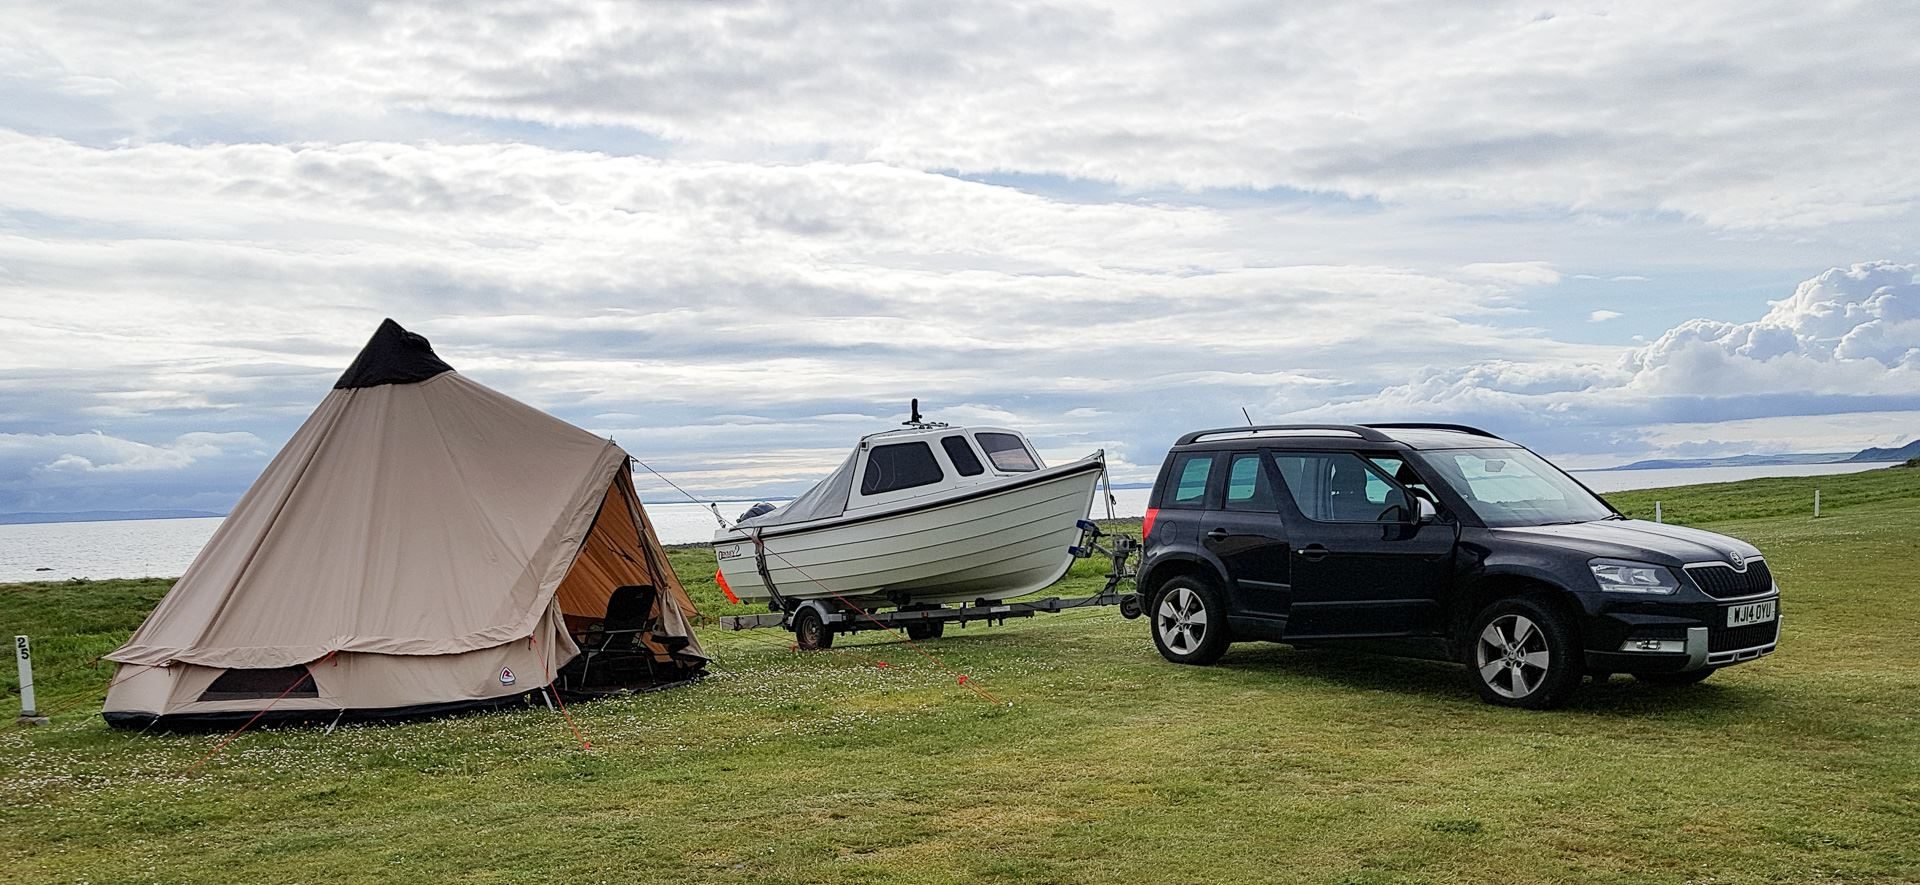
[905,621,945,641]
[793,607,834,650]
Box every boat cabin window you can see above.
[976,432,1038,472]
[862,441,945,495]
[941,435,986,477]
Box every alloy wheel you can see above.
[1475,614,1551,699]
[1156,586,1209,654]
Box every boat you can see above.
[713,413,1105,615]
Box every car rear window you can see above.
[1163,452,1214,509]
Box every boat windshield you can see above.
[1417,447,1615,527]
[976,432,1039,472]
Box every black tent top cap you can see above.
[334,319,455,389]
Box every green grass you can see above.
[1601,463,1915,525]
[3,469,1918,883]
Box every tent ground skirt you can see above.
[100,671,706,732]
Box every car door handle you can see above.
[1205,528,1231,541]
[1297,544,1330,561]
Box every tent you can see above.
[102,319,704,729]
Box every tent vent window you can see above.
[199,666,319,701]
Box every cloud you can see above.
[6,2,1920,229]
[1462,262,1561,287]
[0,431,267,511]
[2,5,1918,508]
[1301,262,1920,460]
[1620,263,1920,393]
[1589,310,1623,322]
[0,134,1622,504]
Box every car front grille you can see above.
[1687,560,1774,599]
[1710,619,1780,653]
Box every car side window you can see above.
[1162,452,1215,509]
[1223,452,1276,512]
[1270,452,1410,523]
[1369,455,1433,501]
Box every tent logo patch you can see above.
[499,666,516,686]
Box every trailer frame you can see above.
[717,520,1142,649]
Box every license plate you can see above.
[1727,599,1777,627]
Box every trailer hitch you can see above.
[1070,519,1143,618]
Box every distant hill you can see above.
[1605,438,1916,471]
[0,510,224,526]
[1604,453,1853,471]
[1848,440,1920,462]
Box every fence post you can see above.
[1814,488,1821,519]
[1654,501,1662,524]
[15,636,49,726]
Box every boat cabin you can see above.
[849,426,1047,510]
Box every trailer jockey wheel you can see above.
[793,607,834,650]
[1119,593,1144,619]
[905,621,945,641]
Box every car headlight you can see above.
[1589,558,1680,594]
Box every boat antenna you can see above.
[901,398,948,429]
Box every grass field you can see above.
[3,468,1918,883]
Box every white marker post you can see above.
[15,635,49,726]
[1654,501,1663,524]
[1814,489,1822,519]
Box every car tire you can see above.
[1466,597,1583,709]
[1634,667,1715,686]
[793,607,834,650]
[1150,576,1232,665]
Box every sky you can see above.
[2,0,1918,514]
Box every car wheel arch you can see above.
[1449,572,1581,655]
[1139,555,1225,597]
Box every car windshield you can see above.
[1419,447,1615,527]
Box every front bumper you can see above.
[1577,591,1781,674]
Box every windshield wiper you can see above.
[1601,513,1628,520]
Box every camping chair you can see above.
[571,584,660,687]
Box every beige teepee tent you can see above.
[103,319,704,729]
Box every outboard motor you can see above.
[736,502,777,522]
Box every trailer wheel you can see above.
[905,620,945,641]
[793,607,834,650]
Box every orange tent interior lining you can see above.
[554,470,695,645]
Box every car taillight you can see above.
[1142,507,1159,542]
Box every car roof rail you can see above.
[1360,422,1502,439]
[1175,424,1394,446]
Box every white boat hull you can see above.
[714,457,1103,607]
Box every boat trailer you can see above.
[718,520,1143,650]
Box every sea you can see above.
[0,461,1899,584]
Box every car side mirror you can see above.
[1414,496,1437,524]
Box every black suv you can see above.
[1137,423,1781,708]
